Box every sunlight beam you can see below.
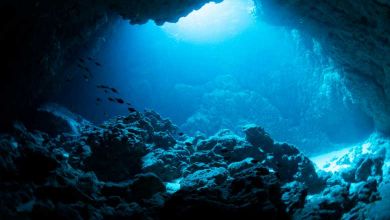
[162,0,256,43]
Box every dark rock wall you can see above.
[258,0,390,134]
[0,0,214,130]
[104,0,222,25]
[0,0,112,129]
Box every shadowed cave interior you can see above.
[1,0,390,219]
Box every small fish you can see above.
[96,85,109,89]
[82,74,90,81]
[111,88,118,94]
[87,57,93,61]
[103,90,108,94]
[178,132,184,136]
[128,107,136,112]
[251,159,259,164]
[108,97,115,102]
[84,67,91,74]
[126,102,132,106]
[95,62,102,67]
[115,98,124,104]
[96,98,102,102]
[78,58,85,63]
[185,142,192,147]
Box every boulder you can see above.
[294,184,350,219]
[281,181,308,214]
[180,167,229,190]
[349,179,380,203]
[162,165,288,220]
[196,129,241,151]
[214,142,265,162]
[227,158,255,175]
[271,143,322,192]
[83,129,147,181]
[243,124,274,152]
[152,131,176,149]
[142,148,190,181]
[131,173,166,200]
[355,156,384,182]
[24,103,91,137]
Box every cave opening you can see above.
[2,0,390,218]
[54,0,374,156]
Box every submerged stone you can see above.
[180,167,229,190]
[243,124,274,152]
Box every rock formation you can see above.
[258,0,390,134]
[0,106,388,219]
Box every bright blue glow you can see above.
[57,3,375,155]
[162,0,256,43]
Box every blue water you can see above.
[56,0,373,155]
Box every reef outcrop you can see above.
[0,106,388,219]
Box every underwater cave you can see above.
[1,0,390,219]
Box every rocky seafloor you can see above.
[1,106,389,219]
